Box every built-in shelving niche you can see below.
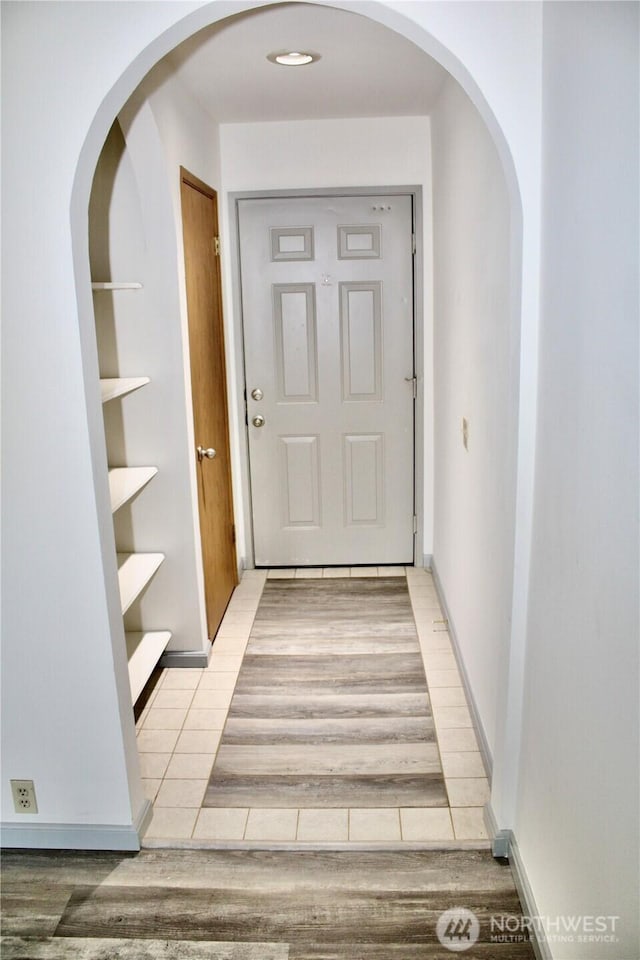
[94,283,170,702]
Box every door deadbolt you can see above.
[252,415,266,428]
[251,387,264,401]
[197,446,217,461]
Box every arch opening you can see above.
[73,0,526,842]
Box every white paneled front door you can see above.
[238,194,415,567]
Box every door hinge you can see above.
[411,233,416,255]
[231,524,236,545]
[213,236,221,256]
[413,515,418,535]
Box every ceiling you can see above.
[164,3,449,124]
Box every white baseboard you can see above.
[161,648,210,668]
[481,806,551,960]
[135,797,154,840]
[0,799,152,852]
[484,802,510,858]
[509,832,553,960]
[430,559,493,778]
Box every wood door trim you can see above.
[180,166,216,199]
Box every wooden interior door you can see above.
[181,169,237,637]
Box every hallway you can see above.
[3,3,638,956]
[138,569,490,845]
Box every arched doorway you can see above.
[71,0,529,848]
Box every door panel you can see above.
[274,285,318,401]
[239,194,414,567]
[340,282,383,400]
[280,435,321,526]
[344,433,384,525]
[181,170,237,636]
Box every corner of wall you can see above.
[431,559,493,780]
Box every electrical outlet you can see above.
[11,779,38,814]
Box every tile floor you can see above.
[137,567,491,845]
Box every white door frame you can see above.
[227,185,426,569]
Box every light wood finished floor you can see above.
[137,568,491,844]
[1,847,535,958]
[206,576,446,811]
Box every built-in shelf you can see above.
[116,552,165,615]
[93,267,168,705]
[100,377,150,403]
[126,631,171,703]
[108,467,158,514]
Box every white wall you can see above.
[1,2,221,839]
[0,1,163,843]
[430,78,516,760]
[220,116,430,192]
[515,4,639,957]
[142,59,222,190]
[1,0,543,847]
[219,116,434,558]
[90,103,208,655]
[118,61,225,653]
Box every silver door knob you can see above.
[251,387,264,401]
[197,446,217,461]
[252,415,266,428]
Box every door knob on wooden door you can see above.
[197,446,217,461]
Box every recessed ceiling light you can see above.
[267,51,319,67]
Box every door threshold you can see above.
[142,838,492,853]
